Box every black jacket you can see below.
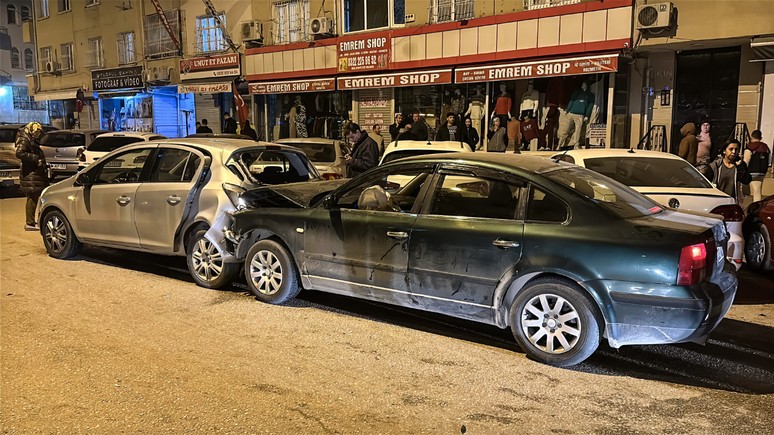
[242,124,257,140]
[389,123,402,140]
[435,123,467,143]
[411,117,429,141]
[15,131,49,194]
[196,125,213,134]
[223,117,238,134]
[463,126,479,151]
[347,133,380,178]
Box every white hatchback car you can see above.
[80,132,166,170]
[379,140,473,165]
[551,149,745,269]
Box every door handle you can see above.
[166,195,181,205]
[386,231,408,240]
[116,195,131,206]
[493,239,520,249]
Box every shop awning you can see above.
[178,82,232,94]
[337,69,452,90]
[751,36,774,62]
[248,78,336,94]
[32,89,79,101]
[454,53,620,84]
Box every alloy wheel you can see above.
[248,250,283,295]
[44,215,67,254]
[190,238,224,282]
[747,231,766,265]
[520,293,582,354]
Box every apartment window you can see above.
[195,13,225,53]
[343,0,388,33]
[13,86,47,110]
[60,43,73,70]
[523,0,579,10]
[38,0,49,18]
[85,0,100,6]
[430,0,474,24]
[21,5,30,20]
[117,31,135,64]
[272,0,309,44]
[144,9,181,59]
[39,46,51,70]
[87,37,103,67]
[11,48,20,68]
[58,0,71,13]
[24,48,33,70]
[7,4,18,25]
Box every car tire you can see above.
[244,239,301,304]
[745,223,772,271]
[186,230,239,289]
[509,278,601,367]
[41,210,82,259]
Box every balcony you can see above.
[430,0,475,24]
[524,0,581,10]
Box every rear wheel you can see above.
[509,278,601,367]
[244,239,300,304]
[41,210,82,259]
[186,230,239,289]
[745,223,772,271]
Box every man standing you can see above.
[223,113,237,134]
[410,111,429,141]
[369,124,385,156]
[345,123,380,178]
[436,113,467,143]
[15,122,49,231]
[197,119,213,133]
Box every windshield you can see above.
[381,149,454,164]
[232,149,321,185]
[583,156,712,188]
[283,142,337,163]
[544,166,663,219]
[88,136,145,152]
[0,128,19,143]
[40,132,85,147]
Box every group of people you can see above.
[388,111,482,151]
[679,122,772,204]
[195,113,257,140]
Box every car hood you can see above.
[241,179,347,208]
[0,149,20,169]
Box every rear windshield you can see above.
[40,132,85,147]
[381,149,453,164]
[544,166,663,219]
[282,142,337,163]
[0,128,19,143]
[583,156,712,188]
[88,136,145,152]
[232,149,321,185]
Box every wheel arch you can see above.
[181,220,210,254]
[39,205,82,242]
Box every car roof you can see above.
[140,138,307,155]
[275,137,339,145]
[387,151,565,174]
[552,148,685,161]
[384,140,472,153]
[96,131,164,139]
[185,133,253,140]
[44,129,108,135]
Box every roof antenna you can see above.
[552,146,572,163]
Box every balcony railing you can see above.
[430,0,475,24]
[524,0,581,10]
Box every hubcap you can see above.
[191,238,224,282]
[747,231,766,264]
[249,250,283,295]
[521,293,581,354]
[44,216,67,253]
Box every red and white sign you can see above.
[177,83,232,94]
[455,54,619,84]
[248,78,335,94]
[179,53,240,81]
[338,69,452,90]
[337,33,391,73]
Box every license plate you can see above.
[49,164,67,170]
[105,160,123,168]
[0,171,12,178]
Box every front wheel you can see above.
[244,239,300,304]
[509,278,601,367]
[745,223,772,271]
[186,230,240,289]
[41,210,82,259]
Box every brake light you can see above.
[223,183,246,208]
[76,147,85,162]
[677,243,707,286]
[710,204,744,222]
[321,172,343,180]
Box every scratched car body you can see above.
[222,153,738,367]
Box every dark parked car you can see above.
[744,194,774,271]
[221,153,737,367]
[0,123,58,187]
[39,129,108,179]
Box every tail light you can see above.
[710,204,744,222]
[223,183,246,209]
[677,243,708,286]
[76,147,85,162]
[322,172,343,180]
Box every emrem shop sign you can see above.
[249,78,335,94]
[338,70,452,90]
[337,34,391,73]
[455,54,619,83]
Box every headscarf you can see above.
[23,121,44,140]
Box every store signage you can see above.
[179,53,240,81]
[338,69,452,90]
[455,54,619,83]
[177,83,232,94]
[337,33,391,73]
[248,78,335,94]
[91,66,144,91]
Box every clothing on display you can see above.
[519,85,539,118]
[465,100,485,143]
[557,83,595,148]
[295,100,308,138]
[507,118,521,149]
[450,89,467,116]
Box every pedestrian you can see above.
[369,123,385,156]
[344,123,380,178]
[743,130,771,203]
[242,119,258,140]
[389,113,404,141]
[197,118,213,134]
[435,112,467,143]
[677,122,698,166]
[462,117,479,152]
[396,123,417,141]
[706,139,751,204]
[223,113,237,134]
[196,121,201,131]
[15,122,49,231]
[410,111,429,141]
[487,117,508,153]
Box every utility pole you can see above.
[200,0,240,53]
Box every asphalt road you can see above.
[1,193,773,434]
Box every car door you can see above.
[302,163,435,305]
[134,146,206,252]
[408,166,525,322]
[74,147,156,247]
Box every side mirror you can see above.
[322,194,338,210]
[75,171,93,187]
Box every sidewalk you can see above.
[742,171,774,209]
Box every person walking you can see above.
[242,120,258,140]
[677,122,698,165]
[487,117,508,153]
[462,117,479,152]
[15,122,49,231]
[743,130,771,203]
[344,123,380,178]
[223,113,237,134]
[707,139,751,204]
[197,119,213,133]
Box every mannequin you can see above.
[294,95,308,138]
[464,88,485,148]
[450,88,467,118]
[520,81,539,119]
[491,83,512,130]
[506,117,521,151]
[441,90,452,122]
[557,81,594,149]
[520,112,539,151]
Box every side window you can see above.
[150,148,202,182]
[526,186,568,223]
[336,169,431,212]
[92,148,153,185]
[430,175,520,220]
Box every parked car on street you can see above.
[0,123,57,150]
[743,194,774,271]
[80,132,166,170]
[551,149,745,270]
[222,153,737,367]
[39,129,108,179]
[186,133,253,140]
[0,123,58,188]
[379,140,473,165]
[37,138,321,289]
[275,138,350,180]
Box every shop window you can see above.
[523,0,579,10]
[37,0,49,19]
[39,46,51,70]
[117,32,135,65]
[10,48,20,69]
[144,9,181,59]
[21,5,30,20]
[58,0,70,13]
[12,86,46,110]
[7,4,18,25]
[272,0,309,44]
[430,0,474,24]
[87,37,103,68]
[59,43,73,71]
[195,13,226,53]
[343,0,388,33]
[24,48,33,71]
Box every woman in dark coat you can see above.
[242,120,258,140]
[15,122,49,230]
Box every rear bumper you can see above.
[0,169,20,186]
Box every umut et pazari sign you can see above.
[337,34,391,73]
[455,54,619,83]
[179,53,240,81]
[91,66,144,91]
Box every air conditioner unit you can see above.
[635,2,673,30]
[310,17,334,36]
[241,20,263,42]
[45,61,59,74]
[150,66,171,81]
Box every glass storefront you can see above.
[262,91,352,142]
